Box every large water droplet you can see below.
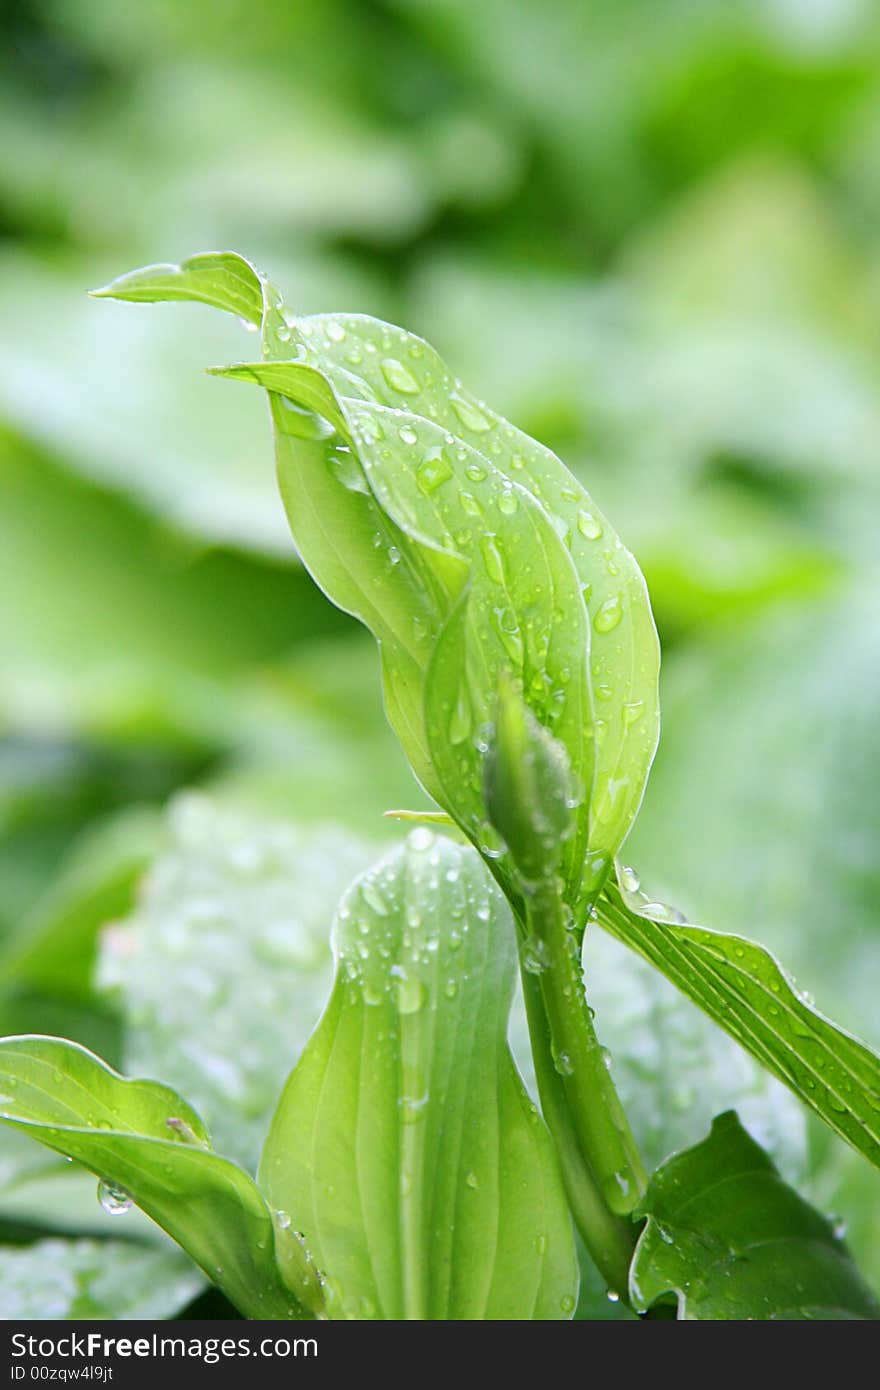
[449,690,471,745]
[577,510,603,540]
[97,1180,132,1216]
[521,936,550,975]
[619,865,640,893]
[494,607,524,664]
[381,358,420,394]
[417,447,453,495]
[552,1048,574,1077]
[480,535,506,585]
[497,489,518,515]
[593,597,623,633]
[392,967,426,1015]
[450,394,491,432]
[362,882,390,917]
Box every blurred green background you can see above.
[1,0,879,1315]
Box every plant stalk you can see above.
[519,879,647,1299]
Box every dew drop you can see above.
[560,1294,576,1315]
[459,491,483,518]
[392,968,426,1015]
[494,607,524,664]
[450,393,491,432]
[465,1172,479,1190]
[417,446,453,495]
[497,490,519,515]
[449,690,472,745]
[552,1048,574,1077]
[362,882,390,917]
[97,1180,132,1216]
[326,321,346,343]
[480,535,506,585]
[606,1289,620,1303]
[577,510,603,540]
[381,358,420,394]
[398,425,419,446]
[619,865,640,893]
[521,936,550,975]
[593,597,623,633]
[624,700,645,725]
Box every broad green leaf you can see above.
[0,1036,315,1318]
[0,1236,203,1320]
[597,872,880,1172]
[97,252,660,911]
[630,1111,880,1320]
[260,830,578,1320]
[97,794,375,1170]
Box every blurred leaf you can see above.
[0,430,346,744]
[631,1111,880,1320]
[0,1036,310,1317]
[97,795,376,1170]
[597,873,880,1173]
[261,831,578,1320]
[0,805,161,999]
[0,1236,203,1320]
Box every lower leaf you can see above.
[631,1111,880,1319]
[0,1036,315,1319]
[260,830,578,1319]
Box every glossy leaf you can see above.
[630,1111,880,1319]
[598,873,880,1172]
[260,830,578,1320]
[0,1237,203,1320]
[97,252,660,912]
[579,925,807,1182]
[0,1036,316,1318]
[97,794,375,1170]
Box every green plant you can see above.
[1,250,878,1319]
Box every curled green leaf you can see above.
[96,251,660,919]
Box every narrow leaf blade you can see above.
[598,877,880,1170]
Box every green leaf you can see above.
[598,873,880,1172]
[0,1236,204,1320]
[630,1111,880,1319]
[0,1036,315,1318]
[91,253,266,326]
[97,252,660,910]
[579,925,807,1183]
[97,794,376,1171]
[260,830,578,1320]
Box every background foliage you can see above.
[1,0,879,1316]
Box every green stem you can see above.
[519,880,647,1298]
